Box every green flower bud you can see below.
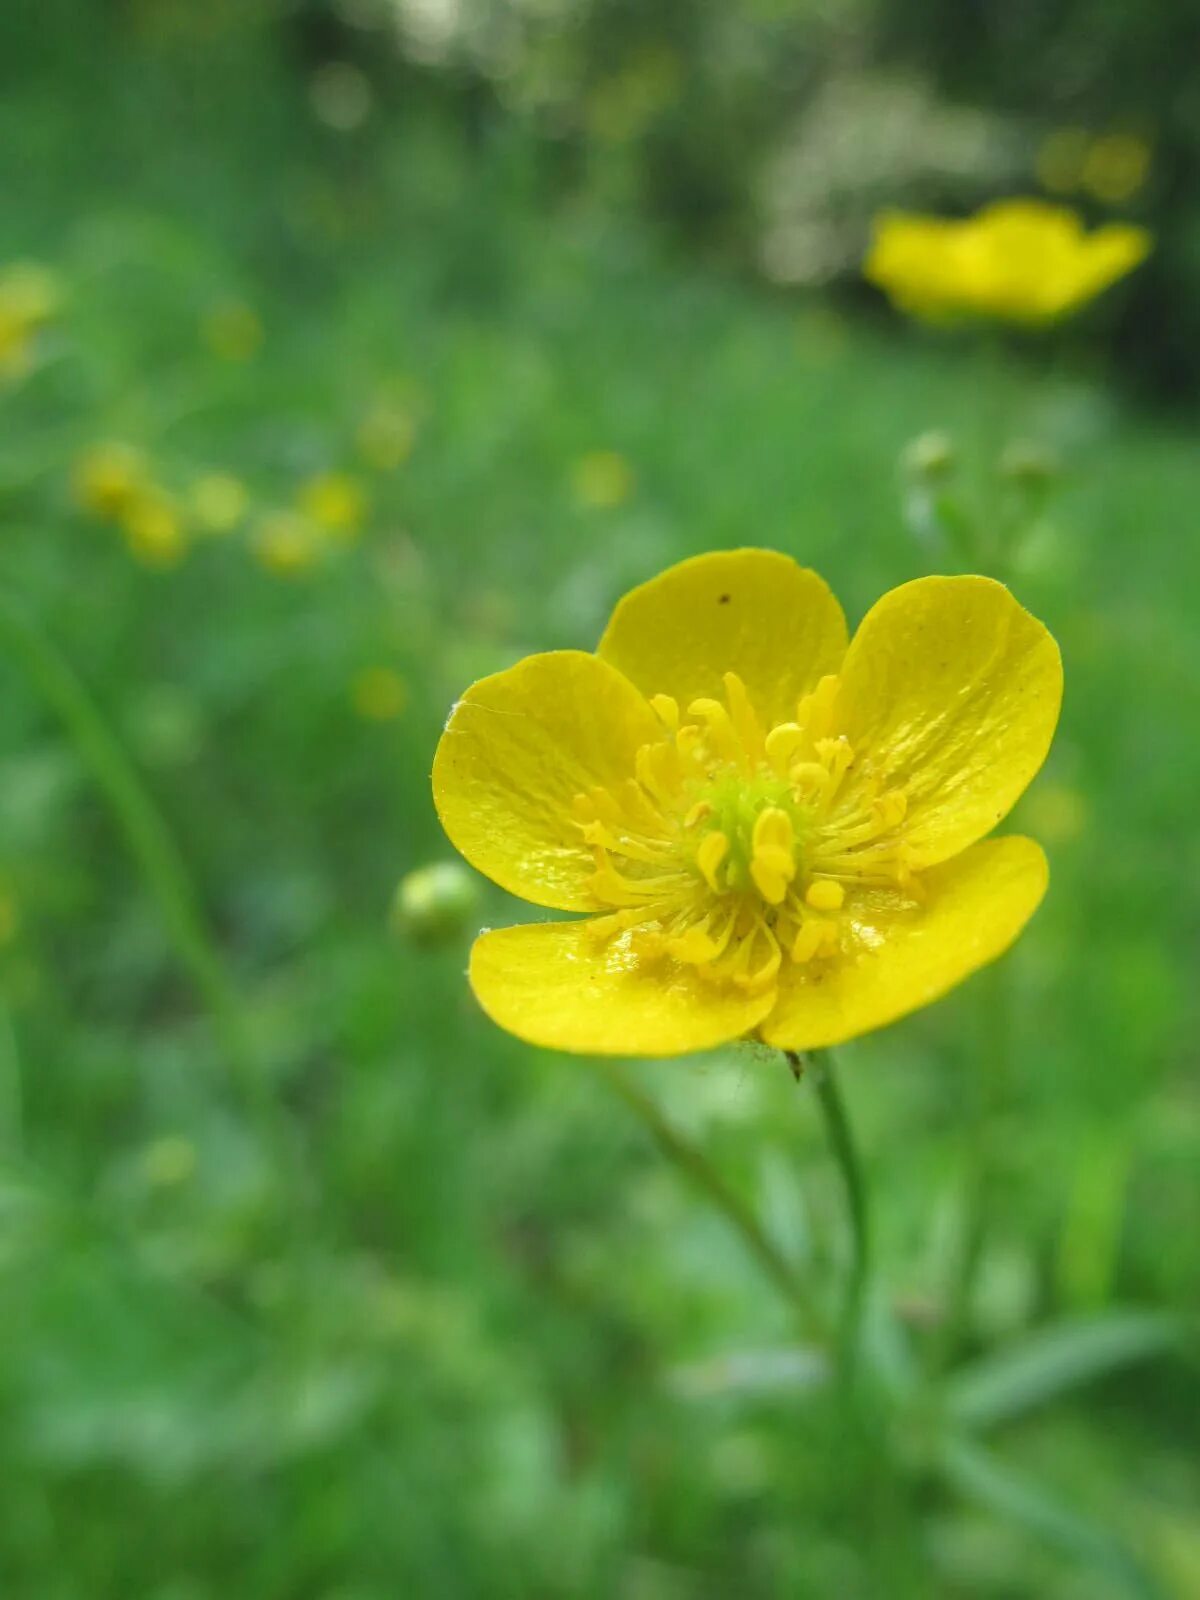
[390,862,480,945]
[901,430,955,481]
[998,439,1060,487]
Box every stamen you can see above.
[579,668,920,993]
[649,693,679,730]
[696,829,730,893]
[805,878,845,912]
[749,806,796,905]
[687,698,746,768]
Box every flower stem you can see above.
[937,959,1009,1366]
[595,1059,829,1344]
[0,998,21,1158]
[788,1048,869,1372]
[0,594,269,1130]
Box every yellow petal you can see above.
[760,836,1048,1051]
[470,920,776,1056]
[1065,224,1152,313]
[433,650,662,912]
[597,549,848,729]
[837,576,1062,868]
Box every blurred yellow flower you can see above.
[0,261,61,378]
[865,199,1151,326]
[0,266,59,376]
[298,471,367,540]
[141,1135,198,1188]
[252,510,321,575]
[433,550,1061,1056]
[1082,133,1152,205]
[351,665,408,721]
[73,442,149,520]
[121,490,189,569]
[356,400,417,471]
[572,450,635,510]
[201,298,264,362]
[189,472,249,534]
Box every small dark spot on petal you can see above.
[718,593,731,605]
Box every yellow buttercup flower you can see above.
[120,490,189,569]
[252,510,322,575]
[865,199,1151,326]
[433,550,1062,1057]
[298,471,368,541]
[73,442,149,520]
[189,472,249,535]
[0,261,61,378]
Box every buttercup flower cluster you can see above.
[865,199,1150,325]
[434,550,1062,1056]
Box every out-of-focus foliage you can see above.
[0,4,1198,1598]
[253,0,1195,394]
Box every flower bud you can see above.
[390,862,480,945]
[901,430,955,481]
[998,439,1060,488]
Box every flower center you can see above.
[573,671,918,994]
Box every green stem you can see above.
[0,998,22,1157]
[595,1059,829,1344]
[790,1048,869,1370]
[937,959,1009,1366]
[0,594,266,1123]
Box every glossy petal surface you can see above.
[837,576,1062,868]
[433,650,662,911]
[470,920,776,1056]
[598,549,848,727]
[760,836,1048,1051]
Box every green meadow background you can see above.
[1,4,1197,1597]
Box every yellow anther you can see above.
[791,919,831,964]
[752,806,794,859]
[687,698,745,766]
[805,878,845,912]
[721,671,764,757]
[764,722,806,778]
[750,807,796,906]
[796,674,840,741]
[649,693,679,730]
[815,735,855,790]
[788,760,834,802]
[635,739,681,803]
[696,829,730,893]
[682,800,713,829]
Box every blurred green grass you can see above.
[0,17,1198,1600]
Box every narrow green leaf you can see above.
[947,1310,1184,1432]
[940,1436,1161,1600]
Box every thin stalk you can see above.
[595,1058,829,1345]
[0,998,22,1157]
[789,1048,869,1373]
[936,959,1009,1367]
[0,594,267,1125]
